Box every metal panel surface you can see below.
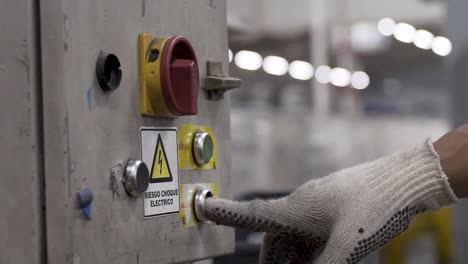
[447,1,468,263]
[0,0,44,263]
[40,0,234,263]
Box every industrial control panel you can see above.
[0,0,238,263]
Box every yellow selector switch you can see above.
[139,33,199,118]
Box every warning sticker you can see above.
[150,134,173,183]
[140,127,180,218]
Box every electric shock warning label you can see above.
[140,128,180,218]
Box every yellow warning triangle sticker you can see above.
[150,134,173,183]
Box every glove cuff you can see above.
[423,139,458,207]
[370,139,457,211]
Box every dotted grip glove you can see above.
[204,140,457,264]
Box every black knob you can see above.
[96,51,122,91]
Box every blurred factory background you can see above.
[218,0,468,263]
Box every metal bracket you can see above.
[204,61,242,100]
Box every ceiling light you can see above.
[330,67,351,87]
[262,56,289,76]
[289,60,314,80]
[315,65,331,84]
[413,30,434,50]
[234,50,263,71]
[377,18,396,36]
[393,23,416,43]
[432,36,452,56]
[228,49,233,63]
[351,71,370,90]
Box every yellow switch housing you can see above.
[139,33,173,117]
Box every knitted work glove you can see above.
[204,140,457,264]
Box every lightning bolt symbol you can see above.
[158,150,163,174]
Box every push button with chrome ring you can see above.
[193,189,213,222]
[123,160,150,197]
[192,132,214,165]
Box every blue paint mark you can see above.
[81,204,92,220]
[86,87,92,112]
[77,188,93,221]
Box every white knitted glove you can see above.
[204,140,457,264]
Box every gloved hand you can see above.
[204,140,457,264]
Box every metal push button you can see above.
[192,132,214,165]
[178,125,217,170]
[193,189,213,222]
[123,160,150,197]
